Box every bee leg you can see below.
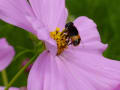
[65,36,71,45]
[61,29,68,35]
[68,42,72,46]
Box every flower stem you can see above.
[1,70,8,86]
[13,49,33,62]
[5,53,39,90]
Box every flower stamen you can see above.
[50,28,68,55]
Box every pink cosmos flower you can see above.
[1,0,120,90]
[0,38,14,71]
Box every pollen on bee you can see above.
[50,28,68,55]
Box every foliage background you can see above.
[0,0,120,88]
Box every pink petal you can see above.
[0,87,19,90]
[29,0,67,31]
[26,16,50,41]
[74,16,100,42]
[74,16,107,53]
[0,38,15,71]
[0,0,36,34]
[26,16,56,48]
[60,48,120,90]
[26,16,58,56]
[28,48,120,90]
[0,86,27,90]
[28,51,66,90]
[57,8,68,30]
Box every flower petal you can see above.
[29,0,67,31]
[74,16,107,53]
[26,16,56,47]
[26,16,58,55]
[28,48,120,90]
[0,86,19,90]
[60,49,120,90]
[0,38,15,71]
[28,51,66,90]
[0,0,36,34]
[74,16,100,42]
[57,8,68,30]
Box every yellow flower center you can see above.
[50,28,68,55]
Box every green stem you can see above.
[1,70,8,86]
[13,50,33,62]
[5,53,39,90]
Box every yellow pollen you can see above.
[50,28,68,55]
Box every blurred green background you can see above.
[0,0,120,87]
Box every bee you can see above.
[63,22,81,46]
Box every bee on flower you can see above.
[0,0,120,90]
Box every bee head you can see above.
[65,22,73,29]
[72,38,81,46]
